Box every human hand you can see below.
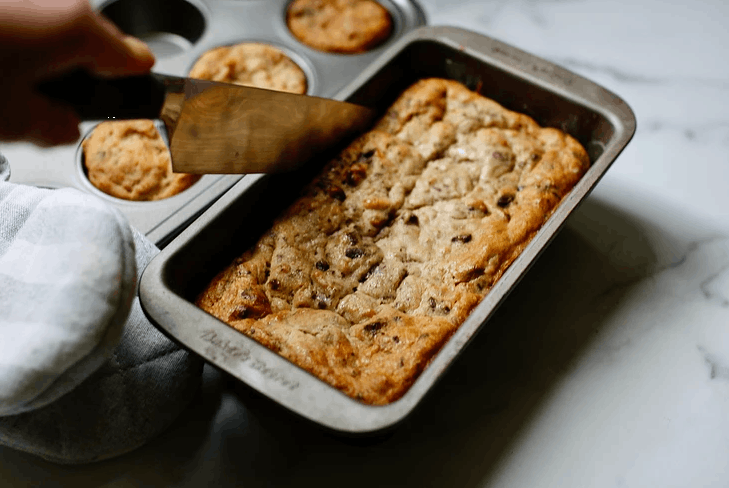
[0,0,155,146]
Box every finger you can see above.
[79,11,156,77]
[27,9,156,80]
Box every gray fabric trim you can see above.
[0,152,9,182]
[0,186,137,416]
[0,226,203,464]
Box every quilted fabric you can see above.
[0,153,136,416]
[0,152,203,463]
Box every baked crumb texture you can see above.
[196,78,590,404]
[82,120,201,201]
[188,42,307,95]
[286,0,393,54]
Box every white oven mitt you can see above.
[0,152,203,463]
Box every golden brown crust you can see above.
[196,78,590,404]
[188,42,307,94]
[82,120,200,201]
[286,0,393,54]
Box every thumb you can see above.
[79,11,156,77]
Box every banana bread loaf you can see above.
[196,78,590,404]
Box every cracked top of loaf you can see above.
[196,78,590,404]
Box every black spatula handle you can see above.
[37,70,167,121]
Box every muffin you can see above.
[286,0,393,54]
[188,42,307,94]
[82,120,200,201]
[196,78,591,405]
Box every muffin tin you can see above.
[139,26,636,434]
[0,0,426,246]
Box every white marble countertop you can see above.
[3,0,729,486]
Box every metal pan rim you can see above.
[140,25,636,434]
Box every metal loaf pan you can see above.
[0,0,425,246]
[139,26,636,434]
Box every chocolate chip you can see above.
[393,336,400,343]
[364,321,385,334]
[346,248,364,259]
[228,288,272,320]
[327,185,346,201]
[315,260,330,271]
[310,291,329,309]
[405,214,419,225]
[467,200,490,215]
[463,267,485,281]
[451,234,472,243]
[345,232,359,245]
[359,263,379,283]
[268,279,281,291]
[497,194,514,207]
[229,305,250,320]
[428,297,437,308]
[345,163,368,186]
